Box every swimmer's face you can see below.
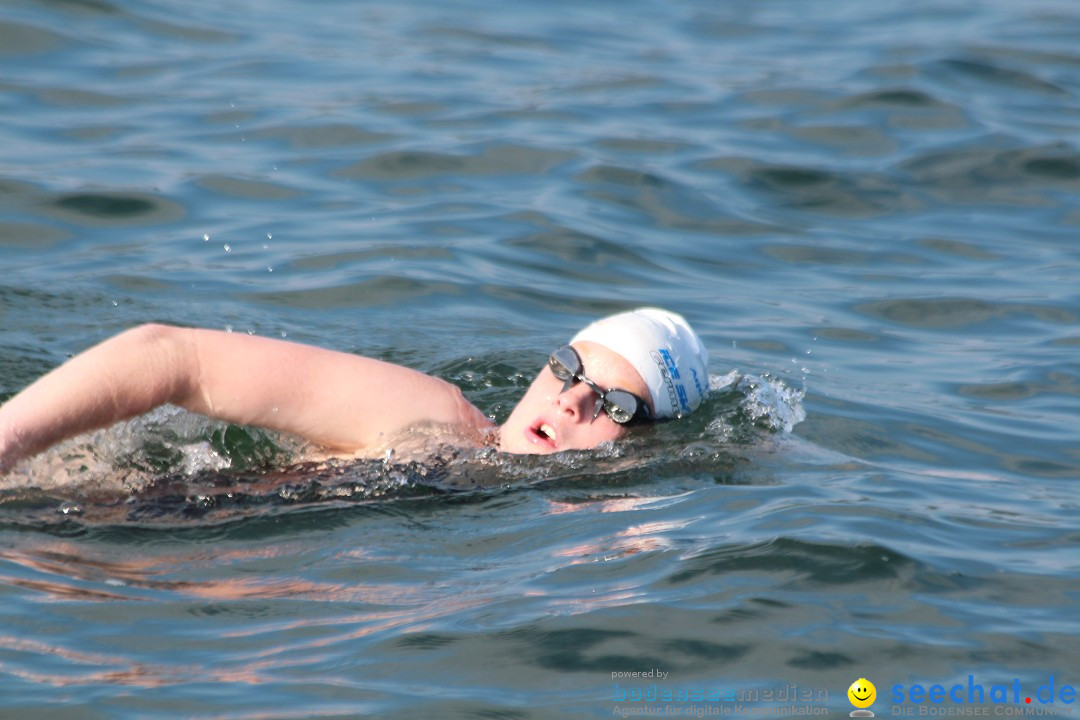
[499,341,652,455]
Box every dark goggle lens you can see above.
[548,347,581,388]
[599,390,640,424]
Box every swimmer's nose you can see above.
[555,380,597,422]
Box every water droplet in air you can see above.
[203,233,210,242]
[267,265,273,272]
[58,501,83,516]
[223,244,231,252]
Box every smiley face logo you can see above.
[848,678,876,711]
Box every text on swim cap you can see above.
[676,384,689,411]
[690,367,704,401]
[659,349,681,380]
[650,350,690,415]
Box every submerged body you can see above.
[0,309,709,473]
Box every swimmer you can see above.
[0,307,708,473]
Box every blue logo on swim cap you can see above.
[690,367,704,400]
[659,349,681,380]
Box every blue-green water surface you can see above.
[1,0,1078,717]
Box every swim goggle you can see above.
[547,345,653,425]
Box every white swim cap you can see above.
[571,307,709,419]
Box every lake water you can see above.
[1,0,1078,717]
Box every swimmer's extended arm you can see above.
[0,324,492,471]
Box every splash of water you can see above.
[0,405,297,496]
[704,370,806,442]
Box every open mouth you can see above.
[526,421,558,449]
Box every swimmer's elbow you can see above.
[124,322,182,350]
[121,323,202,411]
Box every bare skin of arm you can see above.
[0,324,493,471]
